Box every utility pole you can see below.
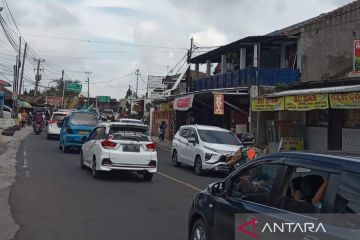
[85,71,92,107]
[186,37,194,93]
[61,70,65,109]
[33,58,45,96]
[15,37,21,94]
[19,42,27,95]
[135,69,140,99]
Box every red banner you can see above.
[354,40,360,73]
[174,94,194,111]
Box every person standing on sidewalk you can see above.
[21,110,27,128]
[158,121,167,141]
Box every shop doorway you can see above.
[328,109,344,150]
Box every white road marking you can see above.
[157,171,201,192]
[23,159,28,168]
[23,150,27,157]
[25,170,30,178]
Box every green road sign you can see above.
[97,96,111,103]
[66,83,82,92]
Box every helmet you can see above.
[241,133,255,145]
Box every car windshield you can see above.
[198,129,241,145]
[109,126,151,142]
[70,113,97,126]
[52,114,67,121]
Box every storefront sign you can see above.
[354,40,360,73]
[251,97,285,111]
[330,92,360,109]
[285,94,329,111]
[174,94,194,111]
[160,102,173,111]
[46,96,63,106]
[278,137,304,152]
[213,94,224,115]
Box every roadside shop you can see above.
[252,84,360,152]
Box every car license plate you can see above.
[79,130,88,135]
[123,145,140,152]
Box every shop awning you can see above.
[252,85,360,111]
[264,85,360,97]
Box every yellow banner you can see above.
[285,94,329,111]
[279,137,304,152]
[330,92,360,109]
[251,97,284,111]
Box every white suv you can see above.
[171,125,242,175]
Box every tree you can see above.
[125,85,132,98]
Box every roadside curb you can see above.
[0,127,32,240]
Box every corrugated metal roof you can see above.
[264,85,360,97]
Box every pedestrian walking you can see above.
[158,121,167,141]
[21,110,27,128]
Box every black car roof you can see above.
[263,151,360,173]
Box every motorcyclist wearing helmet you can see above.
[225,133,265,169]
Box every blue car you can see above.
[58,111,99,153]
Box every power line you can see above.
[23,33,188,50]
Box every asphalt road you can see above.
[9,133,223,240]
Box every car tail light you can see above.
[148,160,156,168]
[101,139,117,149]
[48,120,56,125]
[66,127,74,134]
[146,143,156,151]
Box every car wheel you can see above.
[190,219,208,240]
[143,172,153,181]
[63,145,70,153]
[194,156,203,176]
[172,150,181,167]
[92,157,101,179]
[80,152,86,169]
[58,143,62,150]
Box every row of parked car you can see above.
[46,110,156,181]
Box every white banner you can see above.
[174,94,194,111]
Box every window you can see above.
[230,164,282,205]
[277,167,329,214]
[52,114,67,121]
[344,110,360,128]
[307,110,328,127]
[180,128,190,138]
[109,126,151,142]
[189,128,199,142]
[88,129,97,140]
[198,129,241,145]
[70,113,98,126]
[327,172,360,229]
[95,127,106,140]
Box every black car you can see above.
[188,152,360,240]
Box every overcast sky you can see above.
[0,0,352,99]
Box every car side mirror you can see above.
[57,121,63,128]
[188,137,196,145]
[81,136,87,143]
[208,182,226,196]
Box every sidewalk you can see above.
[0,127,32,240]
[153,137,172,150]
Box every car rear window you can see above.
[120,120,143,124]
[198,129,241,145]
[52,114,67,121]
[109,126,151,142]
[70,113,98,126]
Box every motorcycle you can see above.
[34,122,42,135]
